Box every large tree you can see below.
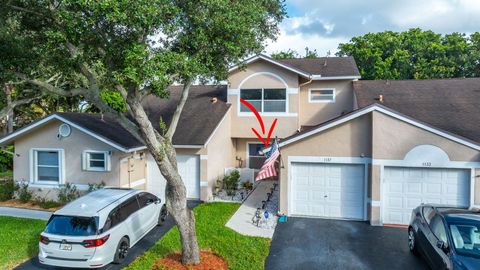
[337,28,480,80]
[1,0,285,264]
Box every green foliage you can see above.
[100,90,126,112]
[15,182,32,203]
[0,179,16,201]
[271,49,299,59]
[57,183,80,204]
[0,146,14,172]
[0,216,46,269]
[337,28,480,79]
[223,170,241,196]
[271,47,319,59]
[242,181,253,190]
[32,190,62,209]
[87,181,105,193]
[126,202,271,270]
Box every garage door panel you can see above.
[384,167,469,225]
[291,162,365,220]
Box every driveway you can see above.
[15,201,200,270]
[266,217,429,270]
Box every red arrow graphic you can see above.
[240,98,277,147]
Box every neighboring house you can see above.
[2,53,480,227]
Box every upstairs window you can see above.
[240,88,286,113]
[309,88,335,103]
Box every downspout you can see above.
[297,77,314,131]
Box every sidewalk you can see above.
[0,206,52,220]
[226,180,277,238]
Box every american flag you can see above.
[255,140,280,181]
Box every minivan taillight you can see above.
[82,234,110,248]
[40,235,49,245]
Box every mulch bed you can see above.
[151,251,228,270]
[0,199,60,211]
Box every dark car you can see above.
[408,204,480,270]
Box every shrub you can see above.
[242,181,253,190]
[15,182,32,203]
[0,179,16,201]
[223,170,240,196]
[87,182,105,193]
[33,190,62,209]
[57,183,80,204]
[0,146,14,172]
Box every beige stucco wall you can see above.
[228,60,300,138]
[372,111,480,161]
[202,109,236,200]
[278,114,372,214]
[299,80,355,126]
[13,119,125,187]
[228,60,299,89]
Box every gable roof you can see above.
[0,85,231,151]
[276,57,360,78]
[353,78,480,144]
[277,103,480,151]
[228,54,361,80]
[142,85,230,146]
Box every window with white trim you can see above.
[240,88,286,112]
[32,149,63,184]
[309,88,335,103]
[83,151,110,172]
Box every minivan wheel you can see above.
[158,204,168,225]
[408,228,419,256]
[113,237,129,264]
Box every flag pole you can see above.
[275,136,285,169]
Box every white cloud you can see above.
[264,0,480,56]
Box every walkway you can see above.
[0,206,52,220]
[226,180,277,238]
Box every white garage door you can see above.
[290,163,365,220]
[147,154,200,200]
[384,167,470,225]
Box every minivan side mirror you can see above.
[436,240,449,253]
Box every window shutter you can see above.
[105,152,111,172]
[82,151,87,170]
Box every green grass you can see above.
[0,216,46,269]
[127,202,271,270]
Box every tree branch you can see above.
[15,73,86,97]
[165,80,192,141]
[0,97,37,118]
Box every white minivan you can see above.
[38,188,168,268]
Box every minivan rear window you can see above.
[45,215,97,236]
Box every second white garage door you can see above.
[290,163,365,220]
[383,167,470,225]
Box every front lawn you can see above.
[0,216,46,269]
[127,202,271,270]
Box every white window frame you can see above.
[30,148,65,185]
[308,88,336,103]
[239,88,288,114]
[83,150,111,172]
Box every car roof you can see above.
[422,204,480,223]
[54,188,141,217]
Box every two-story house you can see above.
[2,54,480,226]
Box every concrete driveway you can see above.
[15,201,200,270]
[265,217,429,270]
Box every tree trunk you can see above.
[126,96,200,264]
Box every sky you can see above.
[265,0,480,56]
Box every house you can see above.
[2,54,480,226]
